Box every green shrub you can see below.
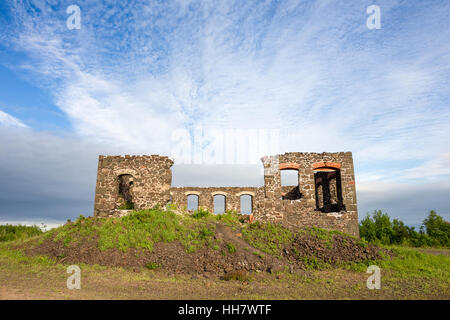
[0,224,43,242]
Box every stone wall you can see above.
[170,186,263,213]
[93,151,359,237]
[253,152,358,236]
[93,155,173,217]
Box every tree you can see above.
[360,210,394,245]
[423,210,450,246]
[360,210,449,247]
[392,219,409,244]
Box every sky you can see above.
[0,0,449,228]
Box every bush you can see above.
[0,224,43,242]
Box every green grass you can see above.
[1,214,448,299]
[145,262,160,270]
[117,201,134,210]
[252,251,264,259]
[379,246,450,280]
[191,207,211,219]
[40,208,218,254]
[346,245,450,282]
[299,226,368,249]
[0,224,43,242]
[226,242,237,254]
[222,270,251,282]
[0,243,56,266]
[302,256,332,270]
[242,221,294,257]
[213,210,243,227]
[7,209,447,283]
[192,209,243,227]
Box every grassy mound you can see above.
[242,222,388,269]
[13,208,390,274]
[40,209,219,253]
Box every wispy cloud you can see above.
[3,1,448,162]
[0,110,29,128]
[1,0,450,223]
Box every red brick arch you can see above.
[312,161,341,171]
[279,162,300,170]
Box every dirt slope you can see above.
[25,221,387,275]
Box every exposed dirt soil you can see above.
[283,233,389,265]
[26,223,286,275]
[25,222,389,277]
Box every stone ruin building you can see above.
[93,152,359,237]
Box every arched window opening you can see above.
[280,169,302,200]
[314,169,344,212]
[213,194,226,214]
[117,174,134,209]
[240,195,252,214]
[280,169,298,186]
[187,194,199,212]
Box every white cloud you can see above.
[357,180,450,224]
[0,110,29,128]
[1,1,450,224]
[5,0,448,163]
[0,220,63,231]
[402,152,450,180]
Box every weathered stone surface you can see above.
[93,152,359,237]
[93,155,174,217]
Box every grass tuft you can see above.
[242,221,294,257]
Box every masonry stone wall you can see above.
[93,152,359,237]
[170,187,263,213]
[93,155,173,217]
[253,152,358,236]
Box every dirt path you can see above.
[1,259,448,300]
[0,287,39,300]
